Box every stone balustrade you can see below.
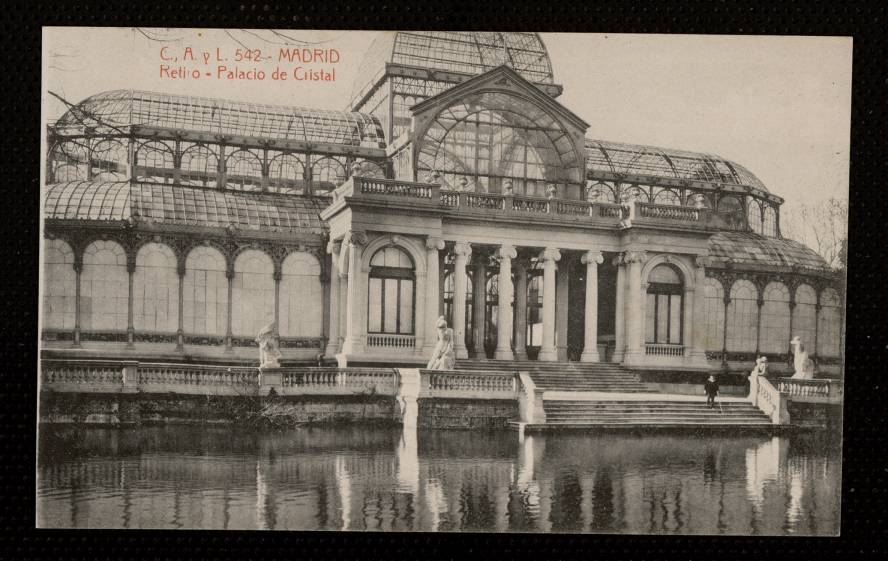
[40,359,399,397]
[280,367,399,396]
[366,334,416,348]
[749,375,790,424]
[419,369,520,400]
[776,377,843,404]
[334,179,714,229]
[645,343,685,357]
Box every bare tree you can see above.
[781,198,848,270]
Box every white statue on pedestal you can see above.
[256,322,282,369]
[750,355,768,378]
[426,316,455,370]
[790,336,815,379]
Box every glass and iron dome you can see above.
[585,139,769,193]
[350,32,555,104]
[56,90,386,148]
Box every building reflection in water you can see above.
[36,426,840,534]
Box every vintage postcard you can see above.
[38,28,849,534]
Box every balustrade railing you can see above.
[464,192,505,210]
[138,363,257,388]
[281,367,398,395]
[40,359,399,397]
[776,377,843,403]
[419,369,519,399]
[357,177,434,199]
[749,375,790,424]
[41,360,124,386]
[637,202,702,222]
[645,343,685,357]
[366,334,416,348]
[511,196,550,213]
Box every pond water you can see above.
[37,424,841,534]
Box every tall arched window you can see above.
[760,281,790,354]
[42,239,76,330]
[279,252,323,338]
[726,279,758,352]
[313,157,347,192]
[586,182,616,203]
[50,141,88,183]
[367,246,415,335]
[763,205,778,237]
[747,199,763,235]
[653,188,681,206]
[442,267,472,337]
[645,264,684,345]
[226,150,263,191]
[135,141,175,183]
[232,250,275,337]
[180,144,218,187]
[718,195,745,230]
[183,246,228,336]
[81,240,129,331]
[817,288,842,357]
[268,153,305,194]
[793,284,817,351]
[485,272,499,353]
[91,139,129,181]
[527,269,543,347]
[133,243,179,333]
[415,91,582,199]
[702,277,725,352]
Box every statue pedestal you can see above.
[259,367,283,392]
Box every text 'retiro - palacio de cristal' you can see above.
[41,32,844,381]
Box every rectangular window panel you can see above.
[645,293,656,343]
[368,278,382,333]
[384,279,399,333]
[399,279,414,334]
[669,294,682,344]
[657,295,669,344]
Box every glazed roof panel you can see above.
[585,138,770,192]
[55,90,386,148]
[709,231,829,271]
[44,180,327,235]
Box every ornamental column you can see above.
[325,239,342,357]
[73,253,83,348]
[691,256,709,361]
[340,231,368,358]
[537,247,561,362]
[623,250,647,363]
[451,242,472,359]
[612,254,625,363]
[580,250,604,362]
[472,250,488,357]
[126,252,136,349]
[176,256,186,351]
[513,258,529,360]
[555,259,570,361]
[424,237,445,356]
[494,244,516,360]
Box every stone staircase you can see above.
[541,398,772,429]
[455,359,648,393]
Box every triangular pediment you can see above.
[409,65,589,134]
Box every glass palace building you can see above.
[41,32,843,376]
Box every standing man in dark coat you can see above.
[704,375,720,409]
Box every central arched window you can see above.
[367,246,415,335]
[645,264,684,345]
[415,91,583,199]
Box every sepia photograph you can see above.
[37,28,850,534]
